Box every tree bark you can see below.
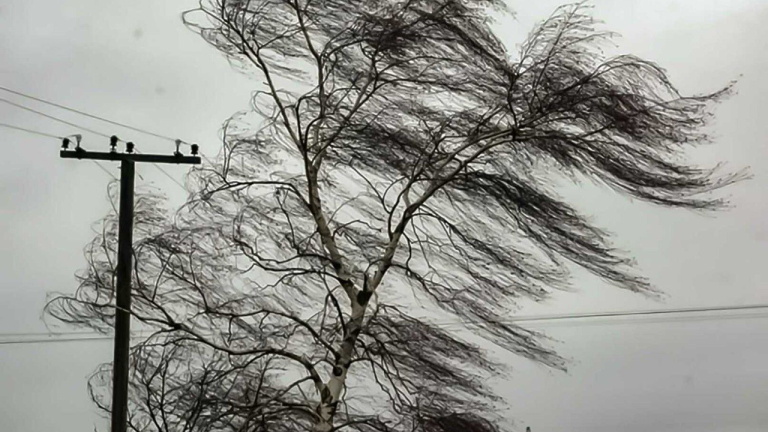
[313,299,367,431]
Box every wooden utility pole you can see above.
[60,136,200,432]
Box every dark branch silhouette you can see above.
[47,1,745,431]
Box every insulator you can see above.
[126,142,135,153]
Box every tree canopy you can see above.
[47,1,744,431]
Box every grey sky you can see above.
[1,1,766,431]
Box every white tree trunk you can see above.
[313,300,367,431]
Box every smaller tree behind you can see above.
[48,2,745,431]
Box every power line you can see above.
[134,149,187,191]
[0,85,179,143]
[434,303,768,327]
[93,161,119,180]
[1,99,186,187]
[3,303,768,346]
[0,97,112,138]
[0,333,157,346]
[0,330,103,338]
[156,167,187,191]
[148,164,187,191]
[0,120,118,180]
[0,85,215,165]
[0,336,112,346]
[537,310,768,328]
[0,122,62,139]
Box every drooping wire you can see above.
[92,160,119,180]
[134,148,188,191]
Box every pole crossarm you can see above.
[60,149,201,165]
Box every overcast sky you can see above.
[1,1,767,431]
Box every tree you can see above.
[47,1,745,431]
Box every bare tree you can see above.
[47,1,745,431]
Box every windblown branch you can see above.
[49,1,744,431]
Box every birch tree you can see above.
[47,1,745,431]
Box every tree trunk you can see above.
[313,299,367,431]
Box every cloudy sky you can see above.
[1,1,766,431]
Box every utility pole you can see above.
[60,135,200,432]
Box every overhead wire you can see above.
[0,119,117,180]
[0,334,157,346]
[3,303,768,346]
[0,97,112,139]
[0,97,187,188]
[0,336,112,346]
[91,160,119,180]
[0,85,180,142]
[431,303,768,328]
[0,85,215,165]
[0,330,105,338]
[134,148,188,191]
[0,122,62,139]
